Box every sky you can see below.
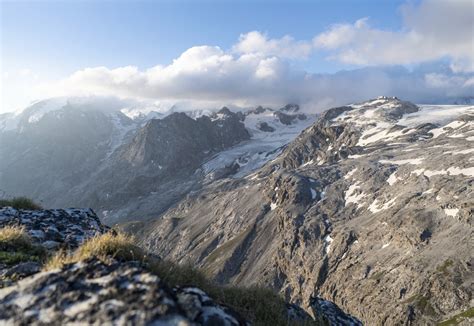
[1,0,473,113]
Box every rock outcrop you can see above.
[0,258,248,326]
[0,207,109,250]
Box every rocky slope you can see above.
[136,97,474,325]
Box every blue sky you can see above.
[1,0,473,112]
[2,0,406,74]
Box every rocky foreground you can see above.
[0,207,360,325]
[0,258,248,325]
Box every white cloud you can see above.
[36,51,474,113]
[4,0,473,114]
[1,69,42,113]
[314,0,474,71]
[233,31,312,59]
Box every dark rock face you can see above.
[0,258,248,326]
[121,111,249,169]
[274,111,298,125]
[0,207,108,250]
[257,121,275,132]
[52,109,251,224]
[280,104,300,113]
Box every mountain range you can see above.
[0,96,473,325]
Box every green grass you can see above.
[438,307,474,325]
[0,197,42,210]
[0,251,42,265]
[149,259,320,325]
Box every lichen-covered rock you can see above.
[0,207,109,250]
[0,258,248,326]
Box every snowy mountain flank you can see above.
[0,98,315,224]
[0,96,473,324]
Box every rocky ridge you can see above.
[137,97,474,325]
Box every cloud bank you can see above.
[16,0,474,113]
[314,0,473,72]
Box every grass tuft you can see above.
[0,225,46,266]
[0,197,42,210]
[75,232,144,262]
[0,226,32,250]
[151,259,315,325]
[44,232,145,270]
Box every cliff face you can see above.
[138,98,474,325]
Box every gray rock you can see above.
[2,261,41,278]
[0,258,248,326]
[0,207,109,250]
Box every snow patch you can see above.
[324,234,334,254]
[379,158,424,165]
[344,167,358,180]
[368,198,396,213]
[344,184,366,208]
[386,171,399,185]
[444,208,459,217]
[412,167,474,177]
[301,159,314,167]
